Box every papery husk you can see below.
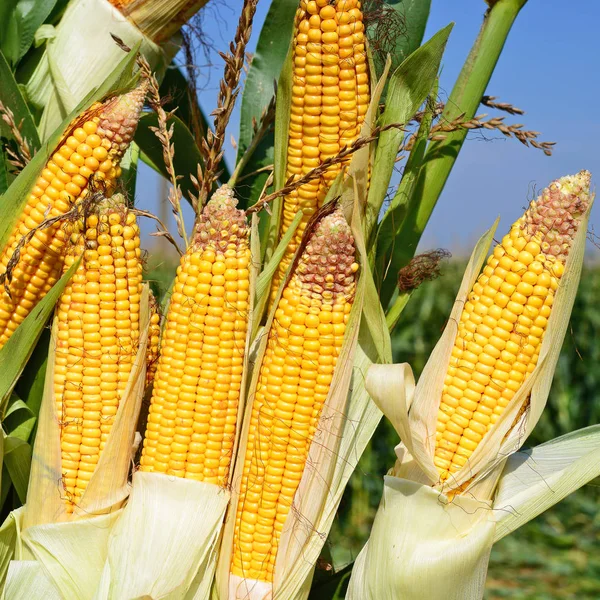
[367,198,592,494]
[93,472,230,600]
[347,478,495,600]
[5,287,150,598]
[4,561,61,600]
[492,425,600,541]
[27,0,177,141]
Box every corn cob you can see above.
[434,171,591,482]
[269,0,369,305]
[54,194,143,510]
[231,208,358,584]
[146,290,162,388]
[139,185,250,485]
[0,84,147,350]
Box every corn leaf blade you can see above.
[365,23,452,237]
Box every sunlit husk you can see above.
[27,0,177,141]
[5,561,61,600]
[347,479,495,600]
[1,288,150,597]
[93,472,230,600]
[367,198,593,494]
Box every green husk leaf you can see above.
[493,425,600,541]
[251,210,302,339]
[375,81,438,278]
[365,23,452,238]
[4,559,61,599]
[0,507,23,591]
[265,43,293,263]
[28,0,169,140]
[347,478,494,600]
[0,258,80,412]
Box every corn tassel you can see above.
[435,171,591,482]
[54,193,143,511]
[139,185,250,486]
[230,207,358,586]
[269,0,369,306]
[0,84,147,350]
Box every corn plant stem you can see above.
[380,0,527,309]
[228,124,269,188]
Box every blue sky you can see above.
[137,0,599,257]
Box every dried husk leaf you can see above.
[347,478,495,600]
[492,425,600,541]
[24,285,151,528]
[27,0,176,140]
[93,472,230,600]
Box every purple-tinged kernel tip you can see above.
[193,185,249,252]
[523,170,591,263]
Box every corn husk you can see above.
[93,472,230,600]
[348,180,597,599]
[3,287,150,598]
[27,0,177,141]
[347,479,495,600]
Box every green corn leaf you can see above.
[365,23,453,238]
[367,0,431,90]
[135,112,202,204]
[3,436,31,504]
[0,258,79,412]
[0,48,40,193]
[0,0,57,67]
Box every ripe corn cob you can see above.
[146,290,162,388]
[54,194,143,510]
[269,0,369,305]
[139,185,250,485]
[434,171,591,482]
[0,83,147,350]
[231,208,358,584]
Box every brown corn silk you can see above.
[55,194,143,511]
[269,0,369,306]
[139,185,250,486]
[0,84,147,349]
[231,208,358,584]
[146,290,161,388]
[434,171,591,482]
